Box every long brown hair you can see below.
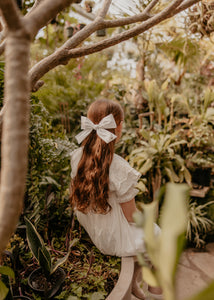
[70,99,124,214]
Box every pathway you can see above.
[131,243,214,300]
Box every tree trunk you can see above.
[0,31,30,255]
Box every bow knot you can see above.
[75,114,117,144]
[93,124,99,130]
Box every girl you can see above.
[70,99,162,299]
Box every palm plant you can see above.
[186,200,214,248]
[129,129,191,201]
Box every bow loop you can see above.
[75,114,117,144]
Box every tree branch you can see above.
[174,0,200,14]
[30,0,199,90]
[95,0,159,28]
[98,0,112,18]
[67,0,200,57]
[24,0,76,40]
[0,0,49,55]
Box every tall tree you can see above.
[0,0,201,255]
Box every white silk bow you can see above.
[75,114,117,144]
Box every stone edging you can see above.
[106,256,134,300]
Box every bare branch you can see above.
[0,0,44,55]
[29,0,114,88]
[96,0,160,28]
[98,0,112,18]
[144,0,160,13]
[66,0,199,58]
[29,0,200,90]
[174,0,201,13]
[24,0,76,40]
[27,0,45,15]
[72,4,96,21]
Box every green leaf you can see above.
[183,168,192,186]
[38,248,51,276]
[141,201,159,266]
[25,217,44,260]
[165,164,180,182]
[25,217,51,265]
[0,266,15,279]
[90,291,106,300]
[204,88,214,112]
[0,281,9,300]
[51,238,79,274]
[139,159,153,174]
[142,266,159,287]
[159,183,188,299]
[161,78,169,91]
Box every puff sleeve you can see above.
[109,154,141,203]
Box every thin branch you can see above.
[66,0,199,58]
[99,0,159,28]
[144,0,160,13]
[174,0,201,14]
[29,0,114,89]
[24,0,75,40]
[72,4,96,21]
[98,0,112,18]
[30,0,199,90]
[96,0,159,29]
[27,0,45,16]
[0,0,47,55]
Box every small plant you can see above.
[129,129,191,200]
[186,200,214,248]
[25,217,76,278]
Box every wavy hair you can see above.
[70,99,124,214]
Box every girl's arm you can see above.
[120,198,137,223]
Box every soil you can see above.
[29,267,64,292]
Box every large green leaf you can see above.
[0,281,9,300]
[51,238,79,274]
[139,158,153,174]
[38,248,52,277]
[142,266,159,287]
[0,266,15,279]
[25,217,43,260]
[140,201,159,266]
[25,217,51,266]
[159,183,188,300]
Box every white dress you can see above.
[70,147,160,257]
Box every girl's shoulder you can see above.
[109,154,141,199]
[111,154,139,173]
[110,154,141,182]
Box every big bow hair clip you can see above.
[75,114,117,144]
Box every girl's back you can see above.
[71,146,153,256]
